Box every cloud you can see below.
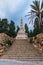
[0,0,6,18]
[0,11,6,18]
[0,0,42,30]
[0,0,29,18]
[5,0,25,13]
[0,0,25,18]
[0,0,33,19]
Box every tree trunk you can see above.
[39,13,41,29]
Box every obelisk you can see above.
[16,17,28,39]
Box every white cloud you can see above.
[0,0,25,18]
[5,0,25,13]
[0,0,6,18]
[0,11,6,18]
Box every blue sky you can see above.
[0,0,42,30]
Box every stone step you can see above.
[1,40,43,61]
[5,56,43,61]
[7,55,43,59]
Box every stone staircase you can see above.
[1,39,43,61]
[0,46,4,56]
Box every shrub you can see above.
[29,37,33,44]
[34,36,37,39]
[5,39,12,46]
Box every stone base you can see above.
[16,37,28,39]
[16,34,28,39]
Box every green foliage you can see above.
[2,19,8,33]
[5,39,12,46]
[0,19,3,33]
[0,18,17,38]
[34,36,37,39]
[25,23,29,37]
[29,37,33,44]
[29,30,33,37]
[9,20,15,31]
[33,18,42,36]
[27,0,43,32]
[25,24,28,33]
[8,20,16,37]
[16,26,20,33]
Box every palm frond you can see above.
[31,5,37,11]
[31,10,38,13]
[31,0,40,11]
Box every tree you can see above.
[8,20,16,37]
[26,0,43,29]
[31,0,43,28]
[0,18,17,37]
[16,26,20,33]
[33,18,41,36]
[25,23,29,37]
[25,24,28,33]
[1,19,8,33]
[29,30,33,37]
[0,19,3,33]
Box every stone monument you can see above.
[16,17,28,39]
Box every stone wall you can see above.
[0,33,14,56]
[33,33,43,53]
[0,33,14,44]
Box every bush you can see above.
[34,36,37,39]
[5,39,12,46]
[29,37,33,44]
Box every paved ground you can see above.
[0,60,43,65]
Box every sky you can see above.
[0,0,42,30]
